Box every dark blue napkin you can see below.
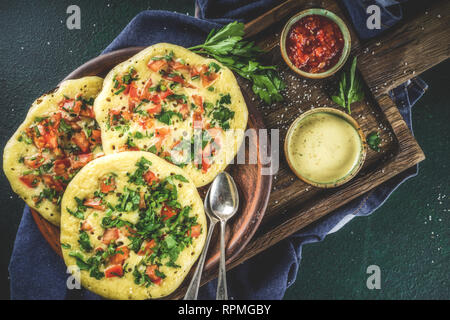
[9,0,426,299]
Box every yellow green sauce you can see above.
[287,112,362,184]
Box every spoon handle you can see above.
[183,219,217,300]
[216,220,228,300]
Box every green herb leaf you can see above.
[367,131,381,152]
[155,109,183,125]
[189,22,284,104]
[78,231,93,252]
[331,57,364,114]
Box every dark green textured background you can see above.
[0,1,448,300]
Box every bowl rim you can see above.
[280,8,352,79]
[284,107,367,188]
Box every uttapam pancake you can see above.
[94,43,248,187]
[3,76,104,226]
[60,151,206,300]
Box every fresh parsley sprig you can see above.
[189,21,285,104]
[331,57,364,114]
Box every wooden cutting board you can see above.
[166,0,448,298]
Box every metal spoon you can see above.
[183,185,219,300]
[209,172,239,300]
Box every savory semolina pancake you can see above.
[3,76,104,226]
[94,43,248,187]
[60,151,206,300]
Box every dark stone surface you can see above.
[0,0,448,300]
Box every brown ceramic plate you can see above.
[30,46,272,295]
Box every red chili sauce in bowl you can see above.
[286,14,344,74]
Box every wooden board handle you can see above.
[244,0,313,38]
[356,0,450,96]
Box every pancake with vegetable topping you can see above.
[60,151,206,299]
[3,76,104,225]
[93,43,248,187]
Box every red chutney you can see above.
[286,15,344,74]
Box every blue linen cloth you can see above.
[9,0,427,299]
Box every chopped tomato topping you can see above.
[41,174,65,191]
[27,128,46,149]
[149,94,161,105]
[109,246,129,265]
[100,176,115,193]
[170,60,189,71]
[179,103,189,119]
[147,103,162,114]
[127,84,140,110]
[147,59,168,72]
[29,119,60,152]
[201,142,214,173]
[139,79,153,100]
[138,118,154,130]
[207,127,223,149]
[193,112,203,130]
[163,74,185,85]
[122,110,133,121]
[19,174,39,188]
[102,228,119,245]
[71,131,90,153]
[24,154,45,169]
[70,153,93,169]
[191,95,203,112]
[120,225,137,237]
[63,116,81,130]
[59,99,75,111]
[202,156,212,173]
[145,264,162,285]
[50,113,62,129]
[89,130,102,145]
[128,83,138,98]
[138,239,156,256]
[143,170,159,185]
[200,65,219,87]
[79,105,95,118]
[83,197,105,210]
[188,224,202,238]
[159,89,173,100]
[105,265,123,278]
[154,127,170,151]
[54,158,71,179]
[81,220,92,231]
[44,130,59,150]
[161,204,177,221]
